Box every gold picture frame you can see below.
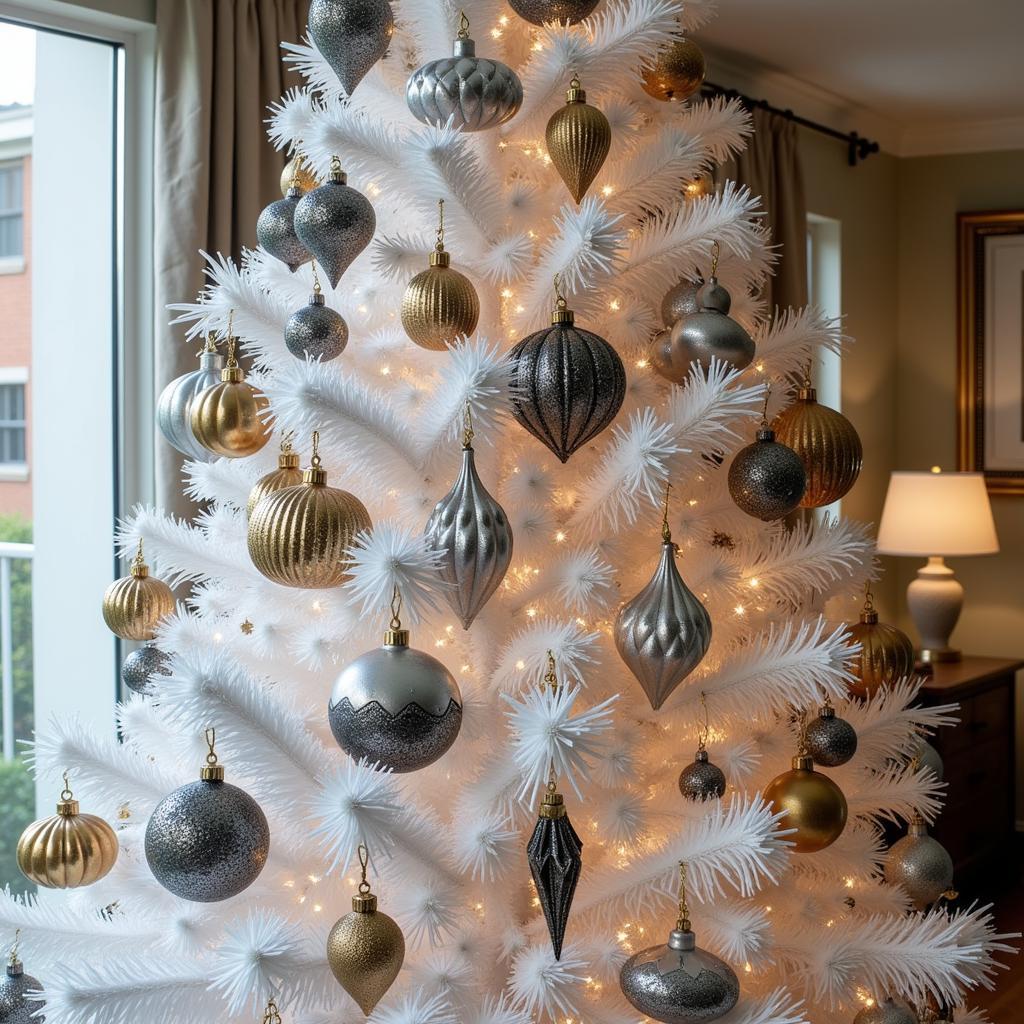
[957,209,1024,494]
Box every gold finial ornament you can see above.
[101,539,175,641]
[280,151,318,197]
[247,432,304,518]
[247,430,372,588]
[847,582,915,697]
[546,73,612,204]
[400,198,480,351]
[640,34,707,102]
[190,317,273,458]
[326,844,405,1015]
[17,771,119,888]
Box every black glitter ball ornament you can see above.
[678,749,726,801]
[728,427,807,521]
[0,943,43,1024]
[121,644,172,696]
[145,730,270,902]
[284,273,348,362]
[509,280,625,463]
[804,703,858,768]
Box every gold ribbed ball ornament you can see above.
[771,378,863,507]
[640,35,706,102]
[327,845,405,1015]
[17,771,119,888]
[102,539,175,641]
[190,327,272,459]
[847,585,915,697]
[279,152,319,197]
[546,74,611,204]
[401,199,479,351]
[763,751,847,853]
[248,431,372,588]
[247,433,303,518]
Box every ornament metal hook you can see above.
[289,150,305,191]
[462,401,474,449]
[357,842,372,895]
[131,538,146,571]
[543,649,559,694]
[280,430,296,454]
[709,240,720,277]
[310,430,321,469]
[760,382,772,426]
[676,861,690,931]
[8,928,19,967]
[698,692,710,752]
[457,10,470,38]
[205,727,219,766]
[389,585,403,630]
[60,769,73,802]
[552,272,567,311]
[311,259,322,296]
[661,481,672,543]
[863,579,875,613]
[436,198,446,252]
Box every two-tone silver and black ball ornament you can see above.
[121,644,173,696]
[145,731,270,902]
[728,427,807,521]
[285,281,348,362]
[804,703,858,768]
[0,947,43,1024]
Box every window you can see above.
[0,382,25,464]
[0,162,22,258]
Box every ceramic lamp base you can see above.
[907,556,963,663]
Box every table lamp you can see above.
[876,468,998,663]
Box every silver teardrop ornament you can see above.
[256,187,312,273]
[308,0,394,98]
[157,348,225,462]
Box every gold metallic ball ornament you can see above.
[847,585,915,698]
[247,431,372,588]
[640,35,707,102]
[280,152,318,197]
[102,539,175,641]
[327,844,405,1015]
[763,752,847,853]
[546,75,611,204]
[17,772,119,888]
[190,330,272,458]
[401,199,479,351]
[771,378,863,507]
[247,434,303,518]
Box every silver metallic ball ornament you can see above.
[620,925,740,1023]
[144,734,270,902]
[678,749,726,801]
[121,643,173,696]
[804,704,858,767]
[156,344,225,462]
[285,287,349,362]
[329,614,463,773]
[660,277,703,327]
[884,816,954,910]
[665,274,755,381]
[728,428,807,521]
[507,0,600,25]
[853,997,918,1024]
[257,187,312,273]
[294,158,376,289]
[0,957,43,1024]
[406,14,523,133]
[308,0,394,97]
[916,736,943,782]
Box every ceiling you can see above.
[696,0,1024,156]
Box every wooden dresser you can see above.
[917,655,1022,889]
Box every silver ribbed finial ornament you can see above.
[285,262,349,361]
[678,694,726,801]
[424,408,512,630]
[0,934,43,1024]
[804,700,858,767]
[884,815,954,910]
[257,168,312,273]
[406,12,523,132]
[294,156,376,289]
[620,863,740,1023]
[615,487,712,711]
[852,997,918,1024]
[308,0,394,97]
[156,336,225,462]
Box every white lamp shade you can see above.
[876,471,999,557]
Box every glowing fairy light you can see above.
[608,299,621,311]
[515,659,525,670]
[636,358,649,369]
[601,184,614,196]
[734,604,745,615]
[555,531,566,542]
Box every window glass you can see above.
[0,163,22,257]
[0,383,25,463]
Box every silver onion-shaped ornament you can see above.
[884,816,954,910]
[308,0,394,97]
[156,344,225,462]
[804,703,858,767]
[0,955,43,1024]
[285,289,349,361]
[121,643,172,696]
[294,158,376,289]
[620,925,740,1024]
[329,617,463,772]
[728,428,807,521]
[661,277,703,327]
[424,434,512,629]
[257,187,312,273]
[406,14,523,132]
[678,749,726,801]
[853,997,918,1024]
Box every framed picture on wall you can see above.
[957,209,1024,494]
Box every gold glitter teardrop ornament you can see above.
[280,152,319,197]
[546,75,611,204]
[401,199,480,351]
[102,539,175,641]
[247,431,372,588]
[640,36,706,102]
[17,772,119,888]
[327,845,405,1015]
[847,585,915,697]
[190,329,272,459]
[771,380,863,507]
[247,434,303,518]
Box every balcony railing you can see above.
[0,540,32,760]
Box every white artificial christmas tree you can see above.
[3,1,1017,1023]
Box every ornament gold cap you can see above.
[304,430,327,485]
[383,585,410,646]
[279,451,300,469]
[221,365,245,384]
[551,307,574,325]
[797,385,817,402]
[429,249,451,267]
[566,73,586,103]
[539,787,566,819]
[200,727,226,781]
[792,753,814,771]
[907,814,928,836]
[819,704,837,720]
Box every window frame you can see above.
[0,159,24,260]
[0,373,27,472]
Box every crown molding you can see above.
[899,116,1024,158]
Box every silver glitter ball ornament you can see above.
[144,758,270,902]
[884,816,954,910]
[508,0,600,24]
[916,736,943,782]
[728,428,806,521]
[660,277,702,327]
[620,926,740,1023]
[157,347,225,462]
[257,187,312,273]
[121,644,173,696]
[615,536,712,711]
[509,302,626,463]
[0,960,44,1024]
[406,21,523,133]
[285,292,349,361]
[424,441,513,629]
[663,277,755,380]
[294,162,376,289]
[853,997,917,1024]
[678,749,726,801]
[329,627,462,773]
[308,0,393,97]
[805,704,858,767]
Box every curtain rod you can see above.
[701,82,881,167]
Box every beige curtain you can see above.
[719,105,808,312]
[154,0,310,516]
